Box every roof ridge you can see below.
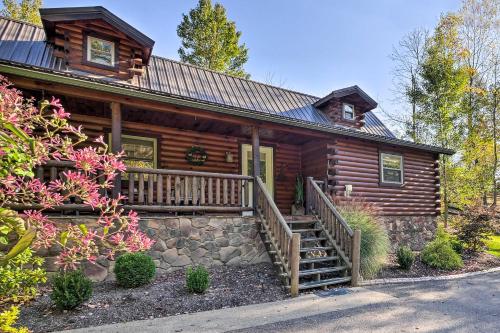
[0,15,43,29]
[150,54,322,100]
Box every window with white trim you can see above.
[86,35,116,67]
[109,134,157,178]
[380,153,403,184]
[342,103,355,120]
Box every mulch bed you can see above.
[376,251,500,279]
[19,263,288,333]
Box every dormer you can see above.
[314,85,378,129]
[40,6,154,81]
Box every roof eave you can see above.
[0,62,454,155]
[313,85,378,111]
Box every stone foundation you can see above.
[380,215,437,251]
[45,216,270,281]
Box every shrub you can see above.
[0,248,46,304]
[337,201,389,279]
[453,205,496,252]
[114,252,156,288]
[421,229,463,270]
[50,270,93,310]
[449,237,464,254]
[0,306,29,333]
[396,245,415,270]
[186,266,210,293]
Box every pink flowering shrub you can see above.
[0,75,154,270]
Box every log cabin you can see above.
[0,6,453,294]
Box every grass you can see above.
[485,235,500,258]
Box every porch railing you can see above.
[306,177,361,286]
[255,176,300,296]
[11,160,253,213]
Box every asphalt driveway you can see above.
[60,271,500,333]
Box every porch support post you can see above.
[111,102,122,199]
[252,126,260,213]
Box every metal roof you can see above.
[0,17,454,154]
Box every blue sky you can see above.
[41,0,461,131]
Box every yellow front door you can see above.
[241,144,274,207]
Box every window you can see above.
[109,134,157,177]
[342,103,355,120]
[380,153,403,184]
[86,35,115,67]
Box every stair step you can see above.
[300,256,339,264]
[286,220,317,224]
[299,266,347,277]
[298,276,352,290]
[300,246,333,253]
[292,228,323,233]
[301,237,327,242]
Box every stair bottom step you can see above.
[298,276,352,290]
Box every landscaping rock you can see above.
[83,262,108,282]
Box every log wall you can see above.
[327,137,440,216]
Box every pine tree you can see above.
[177,0,250,78]
[1,0,42,26]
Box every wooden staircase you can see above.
[254,176,361,296]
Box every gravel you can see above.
[376,251,500,279]
[19,263,288,333]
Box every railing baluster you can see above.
[223,179,228,204]
[200,177,206,205]
[166,175,172,205]
[216,178,221,205]
[157,174,163,204]
[128,174,134,204]
[36,167,44,181]
[208,178,213,204]
[138,173,145,204]
[184,176,190,206]
[50,166,57,181]
[175,176,181,205]
[148,174,154,204]
[230,179,235,205]
[192,176,198,206]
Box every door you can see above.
[241,144,274,208]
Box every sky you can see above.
[39,0,462,132]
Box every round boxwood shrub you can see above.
[50,270,92,310]
[421,229,463,270]
[338,201,389,279]
[186,266,210,293]
[114,252,156,288]
[396,245,415,270]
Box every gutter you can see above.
[0,62,454,155]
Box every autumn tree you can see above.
[0,0,42,25]
[177,0,250,78]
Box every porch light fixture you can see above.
[225,151,234,163]
[345,184,353,197]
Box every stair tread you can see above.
[299,276,352,290]
[300,256,339,264]
[300,246,333,252]
[299,266,347,276]
[301,237,327,242]
[292,228,323,233]
[286,220,317,224]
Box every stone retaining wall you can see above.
[380,215,437,251]
[45,216,270,281]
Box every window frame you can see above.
[108,133,158,170]
[83,31,119,70]
[342,103,355,121]
[379,152,404,185]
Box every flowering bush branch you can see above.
[0,75,154,271]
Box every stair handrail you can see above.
[255,176,300,296]
[306,177,361,286]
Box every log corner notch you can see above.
[252,126,261,213]
[111,102,122,198]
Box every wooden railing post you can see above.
[306,177,313,215]
[252,126,260,213]
[351,229,361,286]
[290,233,301,297]
[111,102,122,199]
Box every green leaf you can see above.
[78,224,88,235]
[3,123,30,143]
[0,228,36,265]
[103,226,109,236]
[0,236,8,245]
[60,231,68,246]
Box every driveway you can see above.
[60,271,500,333]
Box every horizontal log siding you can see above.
[328,137,440,216]
[69,113,300,213]
[301,141,328,181]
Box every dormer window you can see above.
[85,34,116,68]
[342,103,355,120]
